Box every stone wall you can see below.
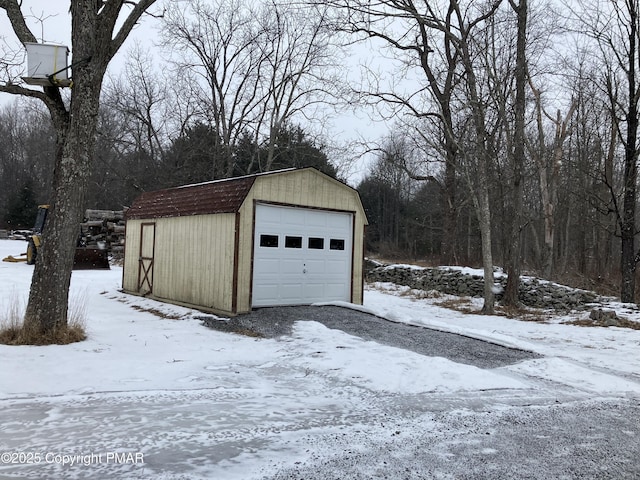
[365,261,600,310]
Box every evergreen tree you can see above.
[4,182,38,230]
[164,122,228,184]
[264,125,337,178]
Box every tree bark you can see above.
[441,108,459,265]
[453,1,500,314]
[620,1,639,303]
[503,0,527,307]
[24,68,102,332]
[1,0,157,337]
[476,169,496,314]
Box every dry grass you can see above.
[496,304,553,323]
[431,295,553,322]
[432,297,553,322]
[434,297,478,313]
[0,291,87,346]
[398,288,444,300]
[568,316,640,330]
[129,305,185,320]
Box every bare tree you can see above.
[256,1,345,172]
[566,49,623,278]
[438,0,503,313]
[0,101,55,219]
[501,0,527,306]
[0,0,158,337]
[162,0,343,178]
[327,0,503,312]
[161,0,265,178]
[527,80,577,279]
[326,0,464,264]
[572,0,640,302]
[358,132,421,255]
[104,46,170,164]
[100,45,197,193]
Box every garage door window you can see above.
[308,237,324,249]
[285,236,302,248]
[260,234,279,247]
[330,238,345,250]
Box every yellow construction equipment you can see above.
[2,254,27,263]
[2,205,110,269]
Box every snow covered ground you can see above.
[0,238,638,479]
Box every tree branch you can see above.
[0,82,48,100]
[0,0,38,44]
[109,0,158,59]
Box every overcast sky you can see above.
[0,1,394,185]
[0,0,162,84]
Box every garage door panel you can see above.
[303,287,325,302]
[280,283,303,300]
[253,258,281,274]
[282,209,306,225]
[281,259,302,274]
[327,259,348,272]
[253,275,281,289]
[325,283,348,297]
[305,215,328,228]
[305,259,326,273]
[252,204,353,308]
[253,284,279,300]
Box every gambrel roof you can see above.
[125,169,298,220]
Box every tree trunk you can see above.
[459,22,496,314]
[503,0,527,307]
[621,2,639,303]
[538,150,556,279]
[1,0,160,337]
[24,58,102,333]
[477,180,495,314]
[441,131,458,265]
[620,158,637,302]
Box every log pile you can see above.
[78,209,127,257]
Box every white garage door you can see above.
[252,203,353,307]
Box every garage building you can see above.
[122,167,368,315]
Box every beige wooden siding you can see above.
[152,214,235,311]
[123,214,236,313]
[235,169,367,312]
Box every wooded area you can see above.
[1,0,639,309]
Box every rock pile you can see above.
[365,262,600,310]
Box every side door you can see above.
[137,222,156,295]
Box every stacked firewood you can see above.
[78,209,127,257]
